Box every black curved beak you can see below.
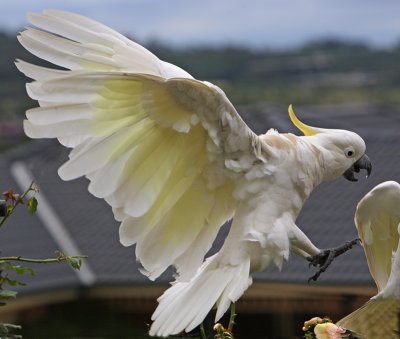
[343,154,372,182]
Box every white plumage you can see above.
[18,10,372,337]
[337,181,400,338]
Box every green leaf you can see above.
[0,323,22,336]
[27,196,38,215]
[0,262,31,289]
[1,277,26,287]
[66,256,82,270]
[0,323,9,335]
[10,265,35,276]
[0,289,17,299]
[0,260,13,269]
[12,265,25,274]
[0,323,21,330]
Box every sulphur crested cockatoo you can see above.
[337,181,400,338]
[17,10,372,337]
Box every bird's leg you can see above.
[289,225,321,258]
[287,226,360,283]
[307,238,360,283]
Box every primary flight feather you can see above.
[17,10,372,337]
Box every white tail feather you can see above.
[149,254,252,337]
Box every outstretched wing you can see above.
[17,10,265,280]
[354,181,400,292]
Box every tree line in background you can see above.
[1,31,400,122]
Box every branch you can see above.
[0,255,87,264]
[0,253,88,271]
[0,182,36,228]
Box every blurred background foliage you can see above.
[151,39,400,107]
[1,31,400,124]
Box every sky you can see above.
[0,0,400,49]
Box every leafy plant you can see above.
[0,183,87,338]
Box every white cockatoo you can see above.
[17,10,372,337]
[337,181,400,338]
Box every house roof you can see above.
[0,103,398,298]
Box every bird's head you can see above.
[289,105,372,182]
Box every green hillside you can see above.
[151,40,400,107]
[1,31,400,121]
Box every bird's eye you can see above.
[345,148,355,157]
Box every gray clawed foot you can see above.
[307,238,360,283]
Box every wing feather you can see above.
[355,181,400,292]
[18,28,119,71]
[15,59,72,81]
[24,10,191,78]
[19,10,262,279]
[26,104,93,124]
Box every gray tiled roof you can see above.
[0,103,398,294]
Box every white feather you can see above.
[15,59,72,81]
[355,181,400,292]
[26,104,93,124]
[150,253,252,337]
[337,182,400,337]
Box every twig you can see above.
[199,323,207,339]
[228,302,236,332]
[0,181,35,228]
[0,255,88,264]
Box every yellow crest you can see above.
[288,105,318,136]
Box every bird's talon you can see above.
[307,238,360,282]
[307,249,330,268]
